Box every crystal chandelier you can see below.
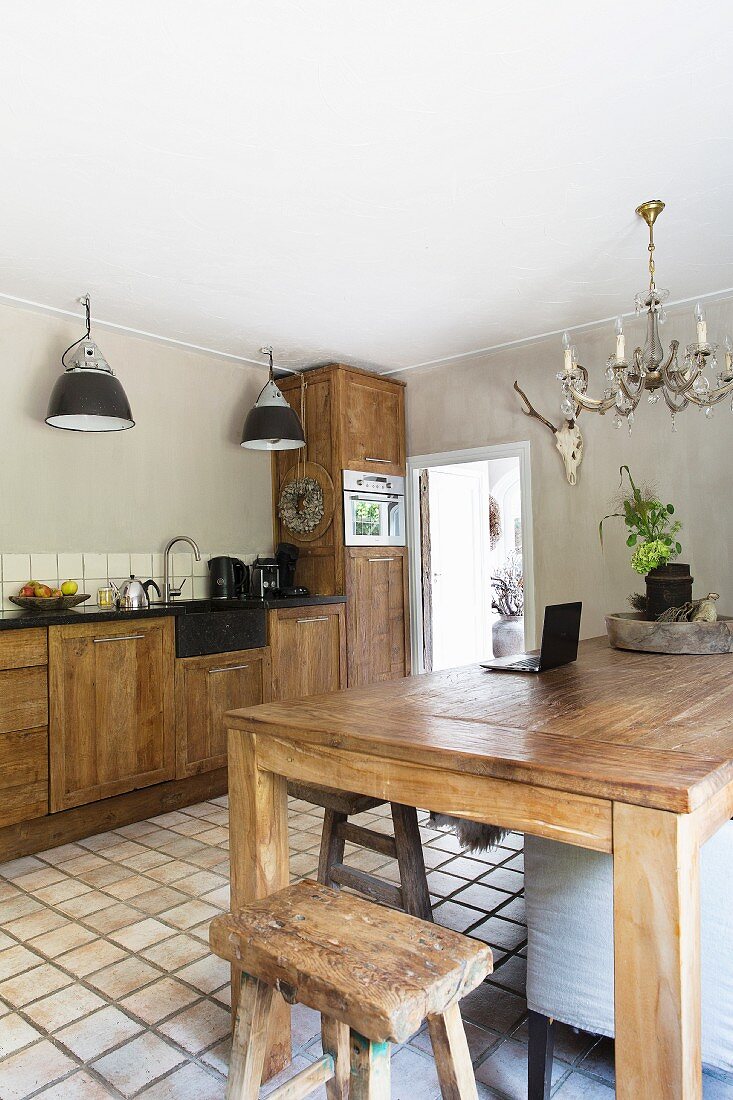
[557,200,733,433]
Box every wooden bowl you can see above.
[606,612,733,655]
[8,593,91,614]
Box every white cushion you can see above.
[525,822,733,1072]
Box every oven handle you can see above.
[344,491,402,502]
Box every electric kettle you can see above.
[109,576,161,611]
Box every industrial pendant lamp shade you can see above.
[241,346,305,451]
[46,296,134,432]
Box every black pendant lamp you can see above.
[240,346,305,451]
[46,295,134,432]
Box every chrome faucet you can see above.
[163,535,202,602]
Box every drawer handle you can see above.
[297,616,329,623]
[365,457,391,464]
[93,633,145,643]
[207,663,250,675]
[368,557,395,562]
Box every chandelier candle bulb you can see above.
[725,336,733,378]
[562,331,572,372]
[695,302,707,346]
[615,317,625,362]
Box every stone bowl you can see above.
[9,593,91,614]
[606,612,733,655]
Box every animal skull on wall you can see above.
[513,381,584,485]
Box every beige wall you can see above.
[0,300,273,555]
[395,297,733,641]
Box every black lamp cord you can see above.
[60,295,92,370]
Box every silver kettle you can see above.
[109,575,161,611]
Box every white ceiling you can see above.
[2,2,733,373]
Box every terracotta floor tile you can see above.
[0,944,43,981]
[184,847,227,870]
[194,827,229,846]
[154,837,205,860]
[104,874,154,900]
[56,890,117,919]
[76,863,131,888]
[0,963,72,1007]
[121,976,200,1024]
[0,882,21,901]
[0,1012,42,1058]
[0,895,43,924]
[36,1070,115,1098]
[0,1038,76,1099]
[116,820,160,838]
[0,856,46,881]
[133,886,190,916]
[87,956,161,999]
[82,902,142,934]
[61,854,109,876]
[30,923,97,959]
[120,850,173,872]
[143,861,193,885]
[137,1062,222,1099]
[56,938,127,977]
[174,954,229,994]
[56,1004,143,1062]
[140,933,209,971]
[175,871,226,896]
[3,908,69,941]
[37,843,89,864]
[110,918,175,951]
[24,983,106,1030]
[168,817,213,836]
[159,900,220,930]
[92,1031,186,1097]
[200,884,229,909]
[101,840,149,861]
[149,811,189,828]
[34,879,92,905]
[158,998,231,1054]
[12,867,66,893]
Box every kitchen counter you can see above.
[0,594,346,631]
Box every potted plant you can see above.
[491,554,524,656]
[600,465,691,618]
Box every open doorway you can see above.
[408,442,534,674]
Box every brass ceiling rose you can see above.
[635,199,665,228]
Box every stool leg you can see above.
[391,803,433,920]
[318,809,347,888]
[427,1001,478,1100]
[349,1030,391,1099]
[527,1010,555,1100]
[322,1016,350,1099]
[226,972,274,1100]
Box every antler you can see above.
[513,381,557,433]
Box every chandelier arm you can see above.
[566,382,617,413]
[662,362,700,397]
[660,339,680,373]
[618,372,645,404]
[663,386,689,413]
[684,377,733,408]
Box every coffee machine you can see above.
[250,556,280,598]
[207,557,248,599]
[275,543,309,598]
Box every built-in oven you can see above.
[343,469,406,547]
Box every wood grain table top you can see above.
[227,638,733,812]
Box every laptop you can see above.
[481,602,582,673]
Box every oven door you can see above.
[343,490,406,546]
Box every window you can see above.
[353,500,381,536]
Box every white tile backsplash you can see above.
[30,554,58,584]
[130,553,153,578]
[57,553,83,581]
[3,554,31,583]
[107,553,131,579]
[83,553,108,579]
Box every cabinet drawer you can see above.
[0,666,48,733]
[0,727,48,826]
[0,628,47,670]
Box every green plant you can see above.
[599,465,682,576]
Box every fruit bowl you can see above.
[8,594,91,613]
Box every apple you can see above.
[51,589,63,598]
[19,585,35,597]
[61,580,78,596]
[33,584,52,598]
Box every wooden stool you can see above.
[287,781,433,921]
[210,879,492,1099]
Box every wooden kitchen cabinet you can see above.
[268,603,346,701]
[176,647,271,777]
[49,618,176,812]
[0,628,49,827]
[345,548,410,687]
[339,370,406,475]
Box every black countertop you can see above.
[0,594,346,631]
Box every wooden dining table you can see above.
[225,637,733,1099]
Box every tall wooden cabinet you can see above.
[273,364,410,686]
[49,618,176,811]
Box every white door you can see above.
[429,464,492,670]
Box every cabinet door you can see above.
[49,618,175,811]
[269,605,346,701]
[346,549,410,687]
[340,373,405,475]
[176,647,271,777]
[0,628,49,827]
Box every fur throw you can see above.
[430,814,508,853]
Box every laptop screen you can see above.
[539,602,582,669]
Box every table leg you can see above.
[228,728,291,1080]
[613,803,701,1099]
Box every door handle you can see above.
[368,557,395,563]
[93,634,145,643]
[207,663,250,675]
[365,457,391,464]
[297,616,329,623]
